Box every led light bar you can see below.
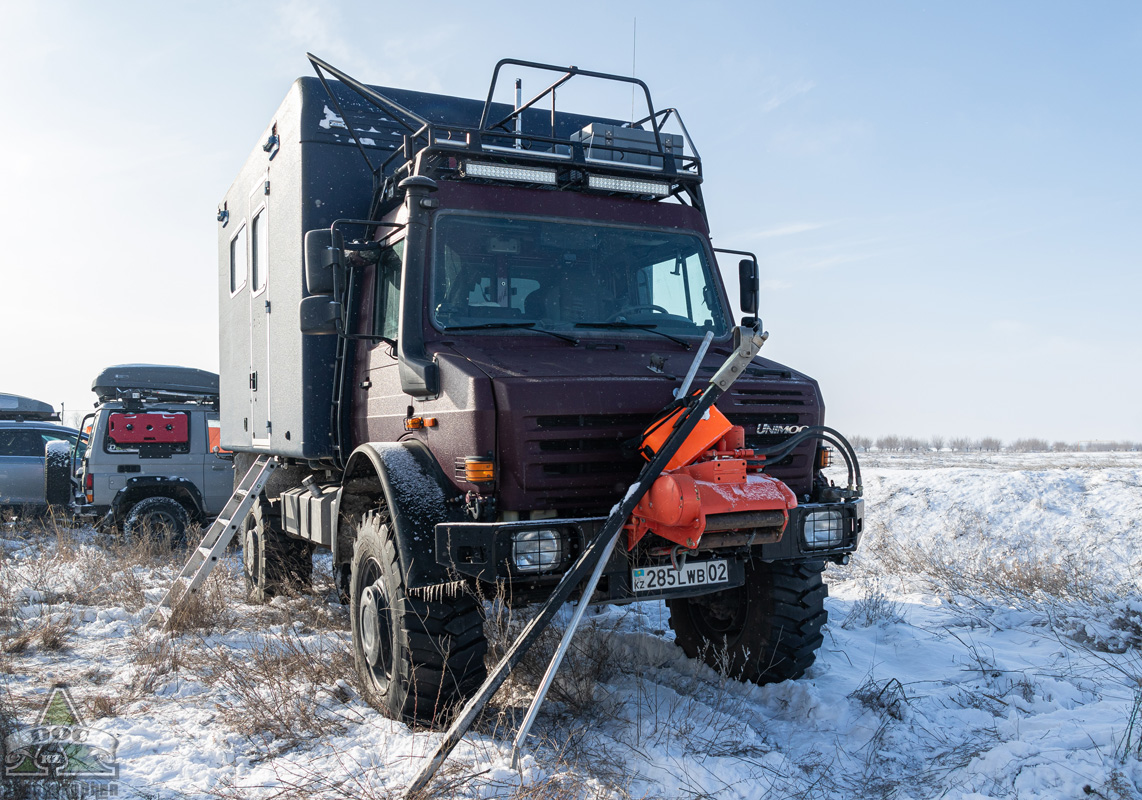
[587,174,671,196]
[464,161,557,184]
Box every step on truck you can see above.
[217,55,864,724]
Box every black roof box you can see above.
[92,364,220,403]
[0,393,60,421]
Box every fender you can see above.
[111,476,206,522]
[342,439,465,589]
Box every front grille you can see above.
[537,414,645,429]
[721,385,819,498]
[517,412,646,514]
[539,438,619,453]
[730,388,808,407]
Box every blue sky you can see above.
[1,1,1139,441]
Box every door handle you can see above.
[211,465,228,471]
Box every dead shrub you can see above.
[2,611,75,655]
[85,693,119,720]
[481,588,622,722]
[850,676,909,721]
[842,582,904,629]
[196,620,359,749]
[164,564,240,635]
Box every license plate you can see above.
[631,559,729,593]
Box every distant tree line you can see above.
[845,435,1140,453]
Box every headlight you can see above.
[802,510,844,550]
[512,528,566,573]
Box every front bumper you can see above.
[435,496,862,604]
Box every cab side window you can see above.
[373,240,404,342]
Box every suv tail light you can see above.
[84,473,94,503]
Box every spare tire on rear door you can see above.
[43,440,74,508]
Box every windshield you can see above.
[431,215,729,337]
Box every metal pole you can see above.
[511,328,716,767]
[403,325,768,798]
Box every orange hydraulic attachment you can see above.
[627,417,798,551]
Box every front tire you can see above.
[243,498,312,603]
[122,496,190,546]
[350,509,487,725]
[667,559,828,684]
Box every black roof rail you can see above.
[306,54,707,221]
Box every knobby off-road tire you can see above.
[43,440,74,508]
[122,496,190,547]
[350,509,487,725]
[243,498,313,604]
[667,559,828,684]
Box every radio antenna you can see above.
[631,18,637,122]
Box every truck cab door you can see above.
[353,239,408,446]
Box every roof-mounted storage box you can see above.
[570,123,682,168]
[0,394,59,422]
[92,365,219,403]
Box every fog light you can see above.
[802,510,844,550]
[512,528,566,573]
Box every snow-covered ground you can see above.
[3,452,1142,799]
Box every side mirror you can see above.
[304,229,344,295]
[299,295,343,335]
[738,258,759,316]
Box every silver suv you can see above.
[0,394,81,518]
[67,365,233,539]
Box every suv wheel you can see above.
[122,497,190,546]
[243,498,312,603]
[350,508,487,725]
[667,559,828,684]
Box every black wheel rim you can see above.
[244,528,260,584]
[357,558,393,690]
[690,584,748,638]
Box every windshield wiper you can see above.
[443,322,579,345]
[574,322,691,350]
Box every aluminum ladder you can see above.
[147,455,277,629]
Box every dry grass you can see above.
[163,564,241,634]
[193,619,360,750]
[850,676,910,721]
[481,587,624,721]
[852,514,1104,605]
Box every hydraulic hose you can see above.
[749,425,863,496]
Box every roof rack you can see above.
[307,54,706,221]
[0,393,60,422]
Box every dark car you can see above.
[0,394,81,518]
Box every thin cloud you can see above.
[760,80,816,113]
[730,222,829,244]
[754,222,827,239]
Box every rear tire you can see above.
[667,559,828,684]
[350,509,487,725]
[243,498,312,603]
[122,496,190,547]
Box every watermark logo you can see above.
[3,685,118,797]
